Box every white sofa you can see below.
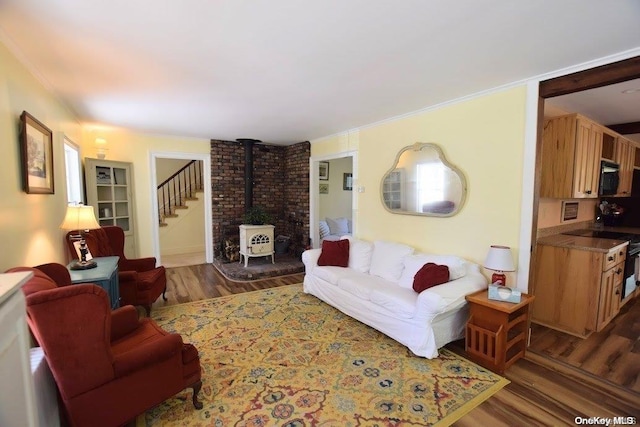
[302,238,487,358]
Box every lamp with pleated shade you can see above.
[60,204,100,270]
[484,245,515,286]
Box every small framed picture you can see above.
[319,162,329,180]
[319,183,329,194]
[73,241,93,261]
[343,173,353,191]
[561,201,579,222]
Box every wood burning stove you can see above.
[239,224,275,267]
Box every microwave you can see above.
[599,160,620,196]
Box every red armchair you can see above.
[66,225,167,316]
[7,264,202,427]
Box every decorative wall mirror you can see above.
[381,142,467,217]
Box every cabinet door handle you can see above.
[616,268,622,274]
[585,190,592,194]
[608,256,614,261]
[615,289,620,295]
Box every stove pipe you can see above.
[236,139,261,213]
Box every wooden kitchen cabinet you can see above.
[614,136,635,196]
[540,114,603,199]
[597,263,623,330]
[532,242,626,338]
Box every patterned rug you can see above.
[138,284,508,426]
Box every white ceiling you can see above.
[0,0,639,145]
[545,79,640,143]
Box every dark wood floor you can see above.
[158,263,640,425]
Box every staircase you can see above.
[158,160,204,226]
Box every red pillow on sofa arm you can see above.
[413,263,450,293]
[317,239,350,267]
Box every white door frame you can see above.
[309,150,358,248]
[149,151,213,265]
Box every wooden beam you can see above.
[606,121,640,135]
[540,56,640,98]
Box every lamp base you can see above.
[491,272,507,286]
[69,259,97,270]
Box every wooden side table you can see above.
[465,289,535,374]
[67,256,120,309]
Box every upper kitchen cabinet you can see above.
[614,136,636,196]
[540,114,603,199]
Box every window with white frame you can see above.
[64,137,83,204]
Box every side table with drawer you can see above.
[465,289,535,374]
[67,256,120,309]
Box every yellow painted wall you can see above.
[0,41,83,270]
[159,197,206,255]
[312,87,527,274]
[79,127,210,257]
[156,158,192,184]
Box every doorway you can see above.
[528,56,640,395]
[310,151,358,248]
[149,151,213,267]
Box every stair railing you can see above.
[157,160,203,224]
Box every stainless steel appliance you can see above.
[623,241,640,299]
[599,160,620,196]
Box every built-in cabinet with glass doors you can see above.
[84,158,136,257]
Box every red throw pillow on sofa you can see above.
[317,239,350,267]
[413,263,450,292]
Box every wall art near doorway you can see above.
[319,162,329,180]
[343,173,353,191]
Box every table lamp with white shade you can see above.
[60,204,101,270]
[484,245,515,286]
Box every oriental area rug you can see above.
[138,284,508,426]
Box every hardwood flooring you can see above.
[529,297,640,394]
[151,263,303,310]
[157,263,640,425]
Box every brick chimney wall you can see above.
[210,139,310,259]
[284,141,311,256]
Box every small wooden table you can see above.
[465,289,535,374]
[67,256,120,309]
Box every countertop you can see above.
[537,225,640,253]
[537,234,628,252]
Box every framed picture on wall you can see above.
[319,162,329,180]
[343,173,353,191]
[319,183,329,194]
[20,111,54,194]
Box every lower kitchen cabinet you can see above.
[532,242,626,338]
